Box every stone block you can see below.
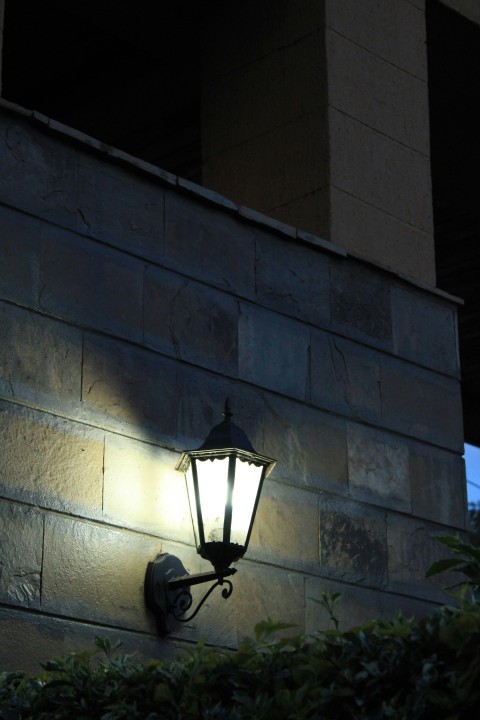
[0,302,82,408]
[81,334,177,443]
[103,434,190,541]
[0,400,103,516]
[347,423,411,512]
[330,259,393,347]
[325,0,428,80]
[42,515,160,632]
[380,359,463,451]
[202,110,329,214]
[306,576,385,632]
[329,187,436,286]
[0,115,79,231]
[249,480,320,571]
[144,267,239,376]
[39,227,144,342]
[262,394,348,494]
[329,109,433,233]
[234,564,305,640]
[310,333,382,424]
[0,607,178,673]
[391,285,460,376]
[410,446,466,528]
[327,30,429,153]
[164,192,256,298]
[320,497,388,588]
[387,513,454,602]
[203,30,326,158]
[238,305,310,399]
[255,231,331,327]
[0,501,43,608]
[76,156,165,263]
[0,205,40,307]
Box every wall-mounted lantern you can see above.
[145,399,276,634]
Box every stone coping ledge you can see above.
[0,98,463,306]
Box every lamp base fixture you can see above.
[145,553,237,635]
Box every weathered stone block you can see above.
[234,564,305,639]
[325,0,428,80]
[238,305,309,399]
[255,231,331,327]
[410,446,466,528]
[320,497,388,588]
[0,302,82,408]
[103,434,190,541]
[40,228,144,342]
[387,513,454,602]
[42,515,160,631]
[269,187,330,239]
[164,192,256,299]
[0,607,178,673]
[0,502,43,608]
[0,116,79,231]
[329,187,436,286]
[310,333,382,424]
[391,285,460,376]
[330,260,393,347]
[0,400,103,516]
[347,423,411,512]
[327,30,429,153]
[81,334,177,443]
[250,480,320,571]
[76,156,165,263]
[0,205,40,307]
[329,109,433,233]
[144,267,239,376]
[262,394,348,494]
[380,359,463,451]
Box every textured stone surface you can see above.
[39,228,144,342]
[380,360,463,451]
[0,302,82,408]
[144,267,239,375]
[255,231,331,327]
[103,434,190,540]
[234,564,305,639]
[0,400,103,515]
[0,502,43,608]
[270,187,330,239]
[42,515,160,631]
[81,334,177,443]
[320,497,388,588]
[410,447,466,528]
[330,260,393,347]
[0,205,40,307]
[262,394,348,494]
[391,286,460,375]
[250,480,320,571]
[310,333,382,424]
[238,305,310,399]
[348,424,411,512]
[164,192,255,298]
[387,513,453,601]
[0,607,179,673]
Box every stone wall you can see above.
[0,104,466,671]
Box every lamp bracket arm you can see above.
[172,577,234,623]
[167,567,236,592]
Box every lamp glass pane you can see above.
[196,456,229,543]
[230,459,263,546]
[185,464,200,547]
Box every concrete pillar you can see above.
[0,0,5,95]
[202,0,436,286]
